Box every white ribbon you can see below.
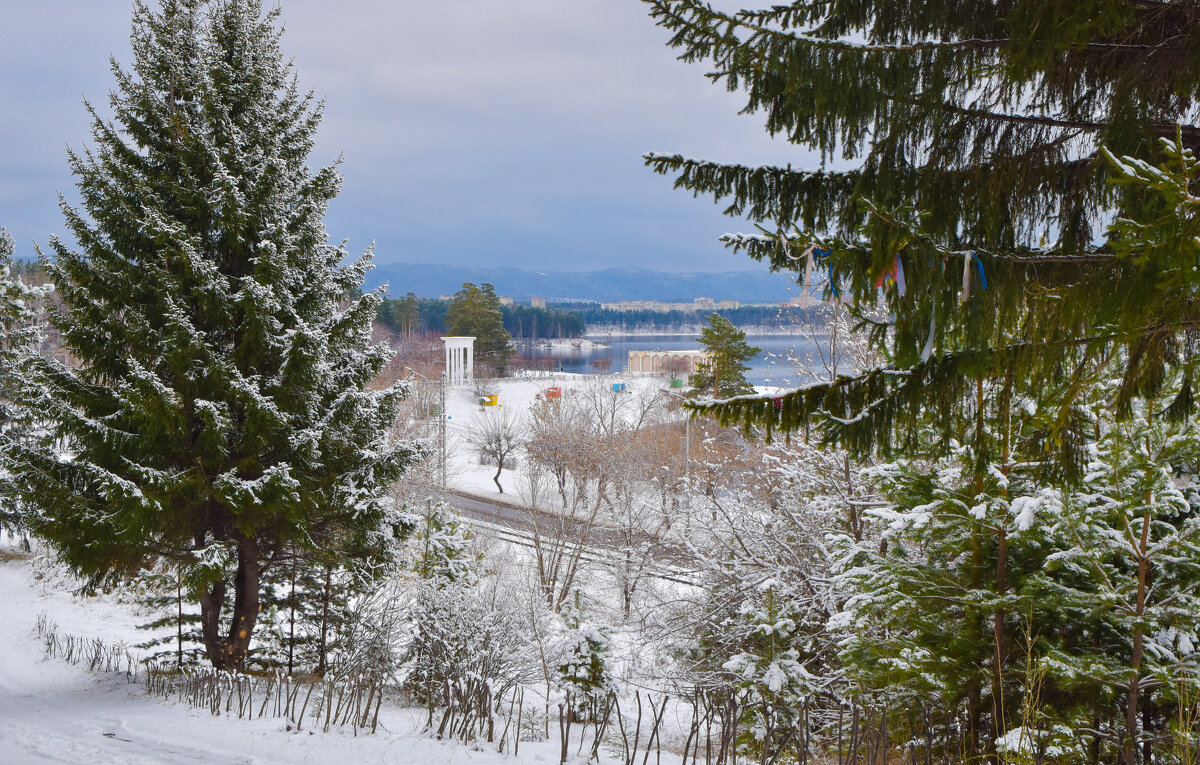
[961,251,972,302]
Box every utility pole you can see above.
[685,414,690,482]
[440,370,447,491]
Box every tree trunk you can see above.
[176,575,184,668]
[318,564,332,678]
[196,535,261,672]
[287,553,297,675]
[1125,511,1151,765]
[992,366,1014,750]
[992,527,1007,741]
[225,535,260,671]
[198,570,226,669]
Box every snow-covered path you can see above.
[0,553,262,763]
[0,549,567,764]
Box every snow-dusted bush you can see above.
[401,577,535,710]
[556,591,616,722]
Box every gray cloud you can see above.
[1,1,808,275]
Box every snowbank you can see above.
[0,541,577,764]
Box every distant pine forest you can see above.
[375,294,817,338]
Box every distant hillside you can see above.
[364,263,799,303]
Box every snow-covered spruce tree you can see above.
[401,567,537,723]
[135,562,205,668]
[0,229,52,532]
[556,590,616,723]
[647,8,1200,752]
[255,528,407,676]
[16,0,419,671]
[835,370,1200,762]
[1045,389,1200,763]
[721,579,818,761]
[838,436,1057,759]
[410,498,480,585]
[401,500,493,706]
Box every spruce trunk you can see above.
[992,527,1007,743]
[198,535,261,672]
[1125,511,1151,764]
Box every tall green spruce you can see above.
[15,0,419,671]
[647,1,1200,761]
[689,313,760,398]
[445,282,513,373]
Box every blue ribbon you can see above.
[813,249,839,297]
[972,252,988,290]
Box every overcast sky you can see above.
[1,1,807,273]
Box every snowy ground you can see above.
[0,376,717,764]
[442,372,791,504]
[0,543,584,765]
[443,372,673,501]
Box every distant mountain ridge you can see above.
[364,262,799,303]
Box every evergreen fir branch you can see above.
[646,0,1200,255]
[644,153,858,229]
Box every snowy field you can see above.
[0,542,590,765]
[0,376,712,764]
[443,372,675,500]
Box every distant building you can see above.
[498,296,515,307]
[780,292,822,309]
[530,297,546,308]
[600,298,740,313]
[601,299,670,312]
[627,349,710,375]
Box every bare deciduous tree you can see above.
[518,466,600,613]
[589,358,613,374]
[470,409,523,494]
[661,355,691,381]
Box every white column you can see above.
[441,337,476,388]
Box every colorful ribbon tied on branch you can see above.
[874,255,907,297]
[810,247,837,297]
[960,251,988,302]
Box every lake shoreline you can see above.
[513,333,819,385]
[586,329,819,339]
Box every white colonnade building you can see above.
[627,349,709,374]
[442,336,476,388]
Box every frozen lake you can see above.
[516,334,822,386]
